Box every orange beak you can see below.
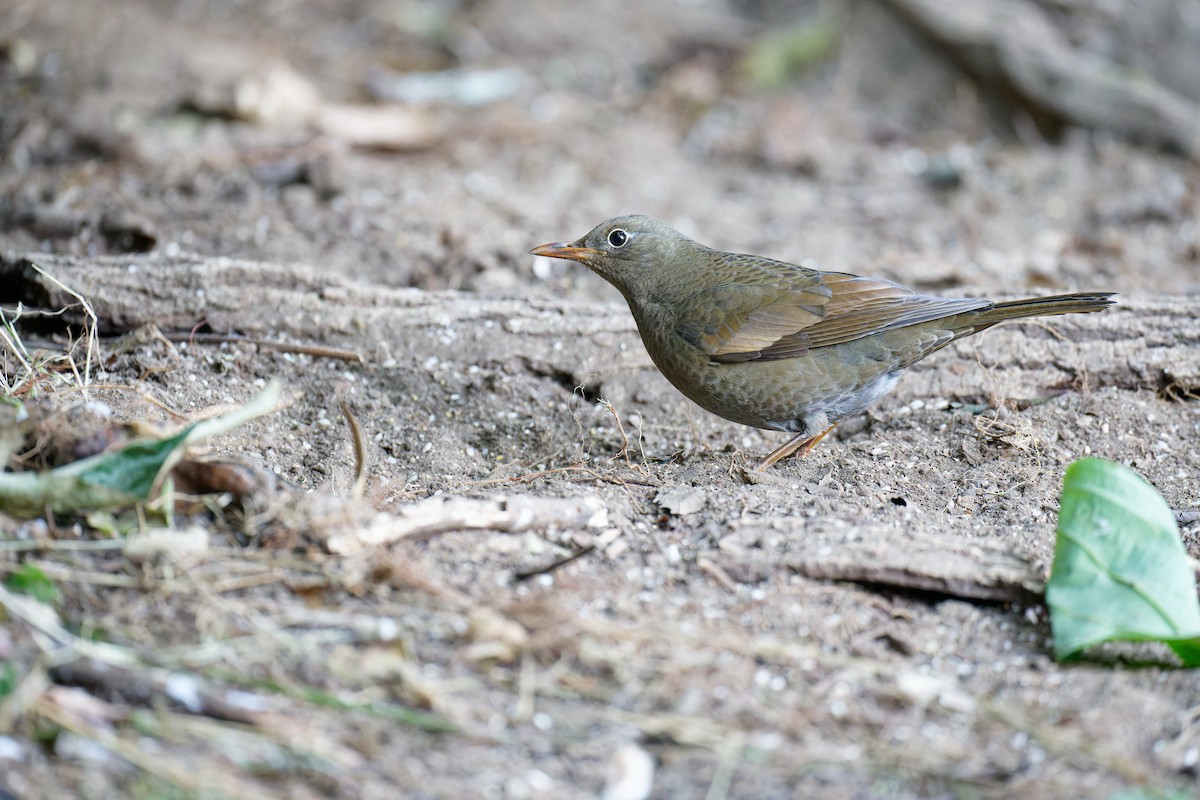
[529,242,601,264]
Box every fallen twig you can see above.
[339,396,368,500]
[512,545,596,583]
[323,494,610,554]
[168,332,364,362]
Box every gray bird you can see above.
[531,215,1114,468]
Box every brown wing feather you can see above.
[798,273,991,352]
[675,256,992,363]
[673,255,831,358]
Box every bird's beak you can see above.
[529,241,601,264]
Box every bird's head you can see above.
[530,215,701,308]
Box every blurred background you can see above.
[2,0,1198,296]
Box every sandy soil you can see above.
[2,0,1199,798]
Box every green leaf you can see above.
[73,427,193,498]
[5,563,61,605]
[1047,458,1200,665]
[741,16,840,90]
[0,380,281,518]
[0,425,193,517]
[1109,789,1196,800]
[0,662,17,698]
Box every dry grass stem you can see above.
[339,396,369,500]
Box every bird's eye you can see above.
[607,228,629,248]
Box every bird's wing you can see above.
[802,273,991,351]
[675,258,991,363]
[672,256,831,361]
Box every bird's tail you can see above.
[961,292,1116,335]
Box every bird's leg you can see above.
[755,424,837,470]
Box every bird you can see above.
[530,215,1114,469]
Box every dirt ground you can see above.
[2,0,1200,798]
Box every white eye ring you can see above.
[607,228,629,248]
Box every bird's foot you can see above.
[754,424,836,470]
